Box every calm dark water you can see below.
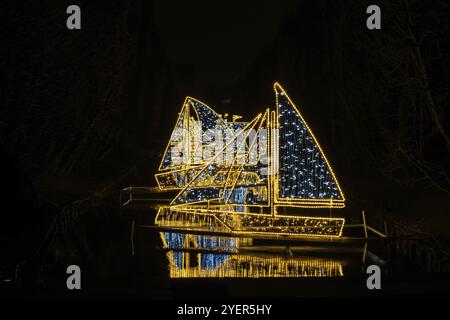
[124,205,450,299]
[134,227,449,299]
[2,203,449,299]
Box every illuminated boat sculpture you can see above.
[155,83,346,239]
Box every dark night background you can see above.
[1,0,449,298]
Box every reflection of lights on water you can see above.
[160,232,344,279]
[163,232,237,270]
[166,252,344,278]
[163,232,238,251]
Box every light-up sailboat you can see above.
[153,83,348,240]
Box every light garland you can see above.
[155,83,346,238]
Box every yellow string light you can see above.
[154,83,347,238]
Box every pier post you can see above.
[131,220,135,256]
[362,210,368,238]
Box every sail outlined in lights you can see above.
[170,114,263,206]
[157,97,237,190]
[159,97,233,171]
[274,83,345,208]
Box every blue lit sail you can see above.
[275,84,344,202]
[159,102,188,170]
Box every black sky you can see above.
[154,0,299,93]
